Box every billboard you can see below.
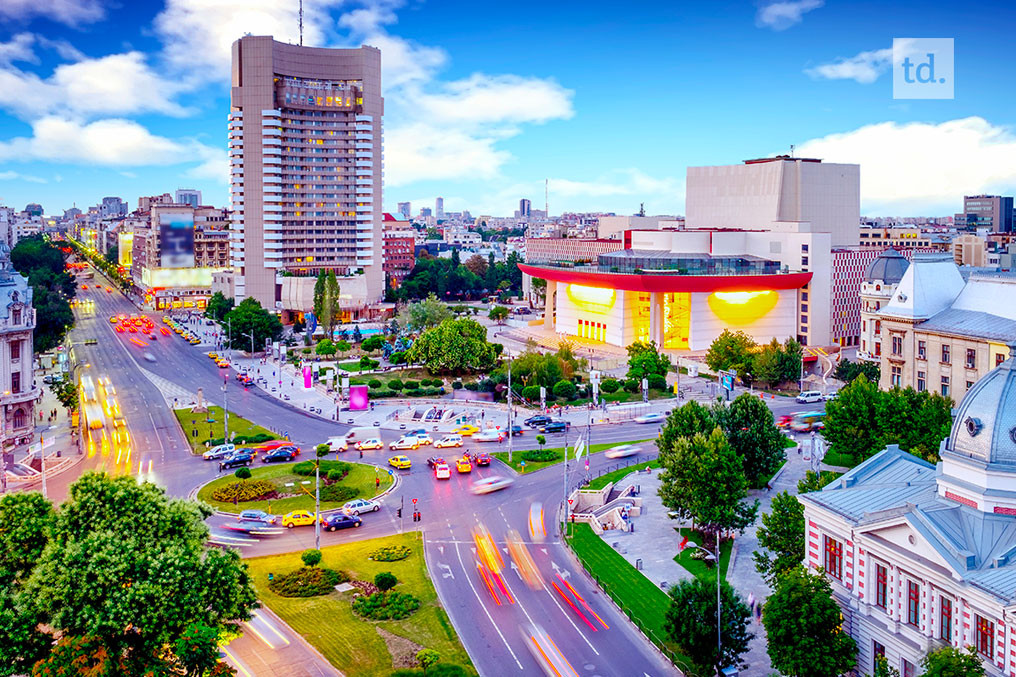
[349,385,369,411]
[159,213,195,268]
[118,232,133,268]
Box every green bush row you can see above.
[292,460,352,477]
[320,485,359,502]
[522,449,559,462]
[352,591,421,620]
[204,433,275,446]
[210,480,276,503]
[268,566,349,597]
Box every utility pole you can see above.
[314,455,321,549]
[222,375,229,443]
[506,349,513,463]
[39,434,47,499]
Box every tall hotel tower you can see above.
[229,36,383,313]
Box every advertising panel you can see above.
[349,385,369,411]
[159,213,195,268]
[117,232,133,268]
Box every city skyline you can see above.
[0,1,1014,217]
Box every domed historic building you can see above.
[858,248,910,362]
[801,345,1016,677]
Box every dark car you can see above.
[219,451,254,470]
[474,452,491,467]
[509,425,523,436]
[426,456,446,468]
[539,420,570,434]
[324,513,362,531]
[262,447,298,463]
[525,415,552,428]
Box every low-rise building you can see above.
[382,213,416,287]
[859,248,910,362]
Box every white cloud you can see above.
[0,34,38,66]
[35,36,86,62]
[385,123,511,185]
[412,74,573,126]
[0,170,46,184]
[805,47,892,84]
[0,0,106,27]
[756,0,823,30]
[793,117,1016,214]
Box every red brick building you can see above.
[383,213,416,287]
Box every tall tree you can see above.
[464,254,488,277]
[488,306,509,325]
[223,298,283,352]
[657,428,758,540]
[822,374,883,462]
[752,491,805,586]
[920,646,985,677]
[763,567,857,677]
[312,270,326,330]
[705,329,757,379]
[398,294,452,332]
[714,393,787,486]
[657,400,717,453]
[625,340,671,380]
[664,577,753,676]
[779,337,804,384]
[205,292,234,322]
[833,358,880,385]
[752,338,782,386]
[406,318,497,374]
[323,271,341,337]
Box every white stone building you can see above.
[0,243,37,449]
[859,248,911,362]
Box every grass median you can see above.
[173,405,279,454]
[673,527,732,582]
[584,459,661,490]
[196,460,392,514]
[492,438,653,474]
[566,522,690,671]
[244,532,474,676]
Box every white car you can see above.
[203,443,236,460]
[823,391,839,402]
[342,498,381,515]
[326,436,348,452]
[470,475,515,495]
[434,435,463,448]
[356,438,383,450]
[473,429,504,443]
[604,444,641,459]
[796,390,824,404]
[634,412,665,424]
[434,463,451,479]
[389,436,421,450]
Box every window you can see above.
[11,372,20,394]
[917,371,926,392]
[824,535,843,580]
[941,376,950,397]
[967,381,974,390]
[917,340,926,359]
[802,291,808,301]
[801,256,809,266]
[976,615,994,658]
[11,308,20,325]
[892,336,903,356]
[907,581,920,626]
[875,342,882,356]
[875,564,887,609]
[902,660,916,677]
[875,320,881,334]
[942,344,951,364]
[801,314,808,324]
[802,244,809,253]
[891,365,902,387]
[873,640,886,669]
[10,341,19,360]
[966,348,976,369]
[940,598,952,641]
[12,408,24,428]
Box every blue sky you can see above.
[0,0,1014,218]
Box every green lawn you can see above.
[196,461,392,514]
[333,360,366,372]
[566,523,691,672]
[584,459,661,490]
[492,439,653,475]
[244,532,474,677]
[173,406,279,453]
[672,527,732,583]
[821,450,859,468]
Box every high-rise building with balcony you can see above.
[229,36,384,316]
[175,189,202,208]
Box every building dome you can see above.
[945,343,1016,465]
[865,247,909,284]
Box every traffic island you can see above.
[492,438,653,474]
[245,532,474,676]
[173,405,280,454]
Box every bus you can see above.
[79,375,104,430]
[790,411,826,432]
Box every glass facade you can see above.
[598,250,780,276]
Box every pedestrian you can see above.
[375,476,380,489]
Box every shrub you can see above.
[388,379,404,391]
[417,649,440,671]
[302,347,312,354]
[210,480,276,503]
[326,468,348,481]
[390,351,406,364]
[404,380,419,390]
[600,378,620,394]
[552,380,577,400]
[521,385,541,401]
[390,666,470,677]
[452,381,463,390]
[622,378,639,393]
[429,378,443,388]
[648,374,668,390]
[522,449,558,463]
[301,549,322,568]
[233,467,252,480]
[320,484,358,503]
[374,571,397,591]
[352,591,421,620]
[268,566,348,597]
[367,379,383,389]
[369,545,412,562]
[464,382,478,391]
[293,460,352,477]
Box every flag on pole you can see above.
[573,436,586,460]
[678,535,689,552]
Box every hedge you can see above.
[204,433,275,446]
[522,449,558,462]
[352,591,421,620]
[268,566,349,597]
[210,480,276,503]
[320,484,358,502]
[404,380,419,390]
[293,460,352,477]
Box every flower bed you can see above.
[268,566,350,597]
[352,591,421,620]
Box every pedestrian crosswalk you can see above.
[137,367,198,409]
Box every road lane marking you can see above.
[451,541,523,670]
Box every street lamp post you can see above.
[686,539,723,675]
[506,348,513,464]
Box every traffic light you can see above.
[396,508,402,518]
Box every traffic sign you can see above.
[412,498,417,505]
[567,498,573,505]
[387,468,394,475]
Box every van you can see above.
[796,390,823,404]
[327,436,349,452]
[344,427,376,444]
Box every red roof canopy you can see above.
[518,263,813,293]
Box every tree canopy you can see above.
[204,292,234,322]
[752,491,805,586]
[11,235,76,353]
[405,318,498,374]
[921,646,985,677]
[398,294,453,333]
[705,329,756,379]
[488,305,509,324]
[834,358,880,385]
[713,393,787,486]
[223,297,283,352]
[496,343,586,390]
[664,577,753,675]
[312,271,341,338]
[626,340,671,381]
[705,331,802,387]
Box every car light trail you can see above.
[561,577,609,629]
[477,563,501,606]
[551,581,597,631]
[129,337,148,347]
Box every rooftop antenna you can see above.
[299,0,304,46]
[790,144,795,158]
[544,179,548,217]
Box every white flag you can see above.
[573,436,586,460]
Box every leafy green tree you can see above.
[104,244,118,265]
[49,378,78,412]
[174,622,221,677]
[552,379,576,400]
[361,335,385,353]
[0,493,54,586]
[0,585,50,675]
[823,374,883,462]
[870,655,900,677]
[752,338,783,386]
[464,254,488,277]
[323,271,341,337]
[763,566,857,677]
[657,428,758,540]
[657,401,716,454]
[32,286,75,353]
[417,648,441,672]
[779,337,804,385]
[399,294,453,332]
[315,338,337,357]
[714,393,786,487]
[374,572,397,592]
[921,645,985,677]
[664,577,753,676]
[599,378,619,394]
[705,329,757,378]
[301,549,322,568]
[536,435,546,452]
[223,297,283,352]
[12,236,77,352]
[797,470,839,494]
[834,358,880,385]
[752,491,805,586]
[405,318,497,374]
[205,292,234,322]
[626,340,672,380]
[488,305,509,324]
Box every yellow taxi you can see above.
[455,457,473,473]
[162,316,171,324]
[207,352,219,360]
[281,510,321,528]
[109,316,118,324]
[453,424,480,436]
[216,360,229,368]
[388,455,412,470]
[189,337,201,345]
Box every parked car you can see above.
[473,429,504,443]
[634,412,665,424]
[434,435,463,449]
[323,513,362,531]
[203,443,236,461]
[262,447,298,463]
[470,476,515,495]
[342,498,380,515]
[218,451,254,470]
[238,509,276,525]
[796,390,824,404]
[525,415,552,428]
[539,420,570,433]
[604,444,641,459]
